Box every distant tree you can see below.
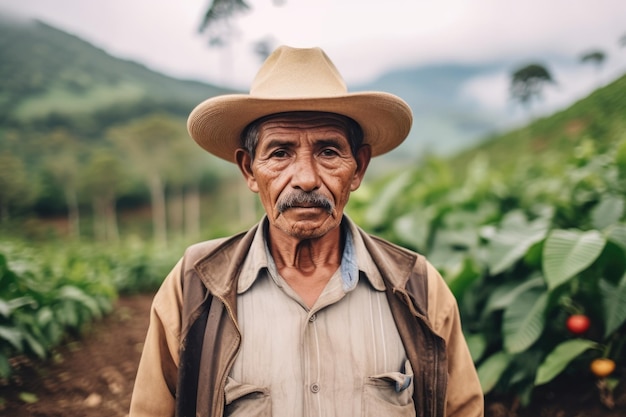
[82,149,127,242]
[580,50,606,68]
[108,114,188,247]
[199,0,251,46]
[163,133,212,241]
[42,130,83,239]
[253,38,276,62]
[0,152,31,224]
[620,34,626,47]
[199,0,285,46]
[510,63,555,117]
[580,49,607,85]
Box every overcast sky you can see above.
[2,0,625,114]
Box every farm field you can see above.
[0,294,624,416]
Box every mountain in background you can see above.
[1,17,622,165]
[0,17,234,137]
[355,63,512,161]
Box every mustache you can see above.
[276,191,334,214]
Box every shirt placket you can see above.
[302,308,323,417]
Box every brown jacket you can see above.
[129,221,483,417]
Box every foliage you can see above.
[351,136,626,403]
[509,63,555,111]
[0,239,181,378]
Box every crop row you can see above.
[0,241,178,378]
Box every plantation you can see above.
[1,18,625,414]
[0,241,180,378]
[348,135,626,410]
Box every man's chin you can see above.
[272,213,339,240]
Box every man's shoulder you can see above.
[183,230,251,264]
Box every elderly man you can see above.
[129,46,483,417]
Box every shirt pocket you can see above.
[362,359,415,417]
[224,376,272,417]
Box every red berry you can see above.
[566,314,590,335]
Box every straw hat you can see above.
[187,45,413,163]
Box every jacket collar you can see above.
[193,216,418,304]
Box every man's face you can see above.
[236,114,371,240]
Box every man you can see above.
[129,46,483,417]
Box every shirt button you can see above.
[310,383,320,393]
[309,314,317,322]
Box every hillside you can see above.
[449,71,626,173]
[0,17,234,136]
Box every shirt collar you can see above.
[237,215,385,294]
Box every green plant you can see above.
[352,137,626,406]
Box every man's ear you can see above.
[350,144,372,191]
[235,148,259,193]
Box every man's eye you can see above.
[320,148,339,157]
[271,150,289,158]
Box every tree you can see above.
[81,149,127,242]
[163,133,214,241]
[199,0,251,46]
[42,130,84,239]
[580,49,607,85]
[108,114,188,247]
[580,50,606,68]
[0,152,31,224]
[510,63,555,117]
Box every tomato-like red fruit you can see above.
[566,314,590,335]
[590,358,616,378]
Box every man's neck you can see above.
[267,223,344,307]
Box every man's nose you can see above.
[290,154,321,191]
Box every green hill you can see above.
[0,17,234,136]
[450,72,626,172]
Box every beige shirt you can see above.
[226,220,413,417]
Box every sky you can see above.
[2,0,626,116]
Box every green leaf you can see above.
[503,288,548,353]
[484,211,549,275]
[542,229,606,290]
[0,353,11,378]
[606,223,626,253]
[58,286,102,318]
[364,171,412,227]
[0,325,24,351]
[477,351,512,394]
[446,257,481,298]
[0,296,36,318]
[599,273,626,338]
[535,339,597,386]
[393,208,433,250]
[23,332,47,359]
[484,275,544,313]
[591,195,625,230]
[465,333,487,363]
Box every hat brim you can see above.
[187,91,413,163]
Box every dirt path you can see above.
[0,294,624,417]
[0,294,153,417]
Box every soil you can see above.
[0,294,624,417]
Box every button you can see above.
[310,383,320,393]
[309,314,317,322]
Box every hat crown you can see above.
[250,46,348,98]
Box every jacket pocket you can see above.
[224,377,272,417]
[362,360,415,417]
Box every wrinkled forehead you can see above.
[255,111,355,135]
